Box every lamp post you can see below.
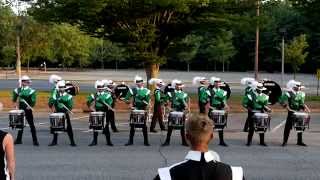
[279,28,286,87]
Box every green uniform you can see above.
[209,88,227,109]
[280,90,307,146]
[12,86,37,109]
[167,90,189,112]
[124,87,151,110]
[279,91,305,111]
[242,92,269,111]
[87,91,113,111]
[244,86,253,96]
[198,86,209,104]
[48,91,73,112]
[49,87,58,107]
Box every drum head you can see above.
[9,110,24,114]
[65,81,80,96]
[164,84,175,94]
[90,112,105,116]
[50,113,65,117]
[114,84,129,98]
[208,81,231,99]
[262,80,282,105]
[254,113,269,118]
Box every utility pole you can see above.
[279,28,286,87]
[254,0,260,80]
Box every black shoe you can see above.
[281,142,287,147]
[89,142,97,146]
[246,142,251,146]
[297,142,307,146]
[112,129,119,133]
[70,143,77,147]
[243,128,248,132]
[144,142,150,146]
[260,143,268,146]
[161,141,170,146]
[14,140,22,145]
[48,142,57,146]
[33,141,39,146]
[107,142,114,146]
[219,142,228,147]
[150,129,158,133]
[125,142,133,146]
[161,128,167,131]
[182,142,188,147]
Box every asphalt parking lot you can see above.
[0,112,319,180]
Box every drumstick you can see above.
[102,102,115,112]
[143,100,149,105]
[21,99,34,111]
[61,104,74,115]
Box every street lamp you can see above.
[279,28,286,87]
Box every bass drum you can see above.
[164,83,175,95]
[208,81,231,99]
[65,81,80,96]
[262,80,282,105]
[114,83,130,99]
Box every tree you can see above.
[202,30,236,72]
[30,0,211,85]
[285,34,308,79]
[175,34,203,72]
[90,38,127,70]
[47,23,91,69]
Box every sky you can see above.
[1,0,31,15]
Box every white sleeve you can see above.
[158,167,172,180]
[231,166,244,180]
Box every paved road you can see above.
[0,112,319,180]
[0,70,319,94]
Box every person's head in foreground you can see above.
[0,130,15,180]
[154,114,244,180]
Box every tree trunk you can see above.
[222,59,225,72]
[115,60,118,71]
[16,34,21,82]
[101,60,104,69]
[214,61,217,72]
[27,59,30,72]
[145,63,160,90]
[187,63,190,72]
[293,71,296,80]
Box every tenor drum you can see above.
[253,113,270,133]
[293,112,310,132]
[49,113,66,132]
[210,110,227,130]
[168,111,185,129]
[130,110,147,128]
[89,112,105,130]
[9,110,25,129]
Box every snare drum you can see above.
[9,110,25,129]
[293,112,310,132]
[130,110,147,128]
[168,111,185,129]
[89,112,105,130]
[49,113,66,132]
[252,113,270,133]
[210,110,227,130]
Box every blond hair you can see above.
[186,114,213,145]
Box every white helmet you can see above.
[21,75,31,82]
[95,80,105,90]
[56,80,66,90]
[192,76,207,85]
[210,77,221,85]
[172,79,184,88]
[49,74,62,84]
[241,77,255,87]
[286,80,303,91]
[134,75,144,84]
[149,78,165,86]
[256,82,266,91]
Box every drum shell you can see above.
[130,110,147,128]
[168,112,185,129]
[89,112,105,130]
[252,113,270,133]
[209,110,227,130]
[293,112,310,131]
[49,113,66,132]
[9,110,25,129]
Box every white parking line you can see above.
[271,120,286,133]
